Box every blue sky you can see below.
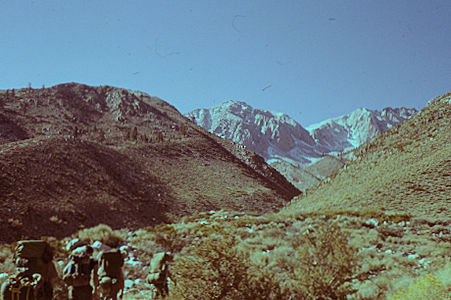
[1,0,450,126]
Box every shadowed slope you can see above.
[0,83,300,242]
[0,137,172,241]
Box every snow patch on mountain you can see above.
[307,107,417,153]
[186,101,417,165]
[187,101,321,164]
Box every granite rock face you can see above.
[187,101,417,165]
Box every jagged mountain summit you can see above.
[186,100,318,164]
[0,83,299,242]
[307,107,418,153]
[186,100,417,165]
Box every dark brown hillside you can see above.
[287,92,451,219]
[0,83,299,242]
[0,137,172,242]
[0,83,194,145]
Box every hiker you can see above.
[146,252,174,298]
[63,244,98,300]
[96,249,125,300]
[1,240,57,300]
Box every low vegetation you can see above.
[288,93,451,220]
[1,207,449,299]
[76,224,126,248]
[389,265,451,300]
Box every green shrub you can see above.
[170,235,249,299]
[152,224,186,252]
[169,235,284,299]
[389,273,450,300]
[0,244,15,276]
[169,221,357,299]
[76,224,124,247]
[0,244,13,264]
[293,222,357,299]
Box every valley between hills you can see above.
[0,84,449,299]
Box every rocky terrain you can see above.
[0,83,299,242]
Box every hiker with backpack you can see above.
[146,252,174,298]
[63,244,99,300]
[0,240,57,300]
[96,249,125,300]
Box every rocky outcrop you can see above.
[187,101,320,164]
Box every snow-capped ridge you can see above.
[307,106,417,153]
[186,100,417,165]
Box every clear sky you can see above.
[1,0,450,126]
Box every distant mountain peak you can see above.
[187,101,417,164]
[220,99,249,107]
[187,101,318,164]
[307,106,417,152]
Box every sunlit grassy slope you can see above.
[285,92,451,219]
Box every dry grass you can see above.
[287,93,451,220]
[270,160,322,191]
[306,155,346,179]
[388,263,451,300]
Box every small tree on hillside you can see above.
[131,127,138,141]
[97,128,105,143]
[72,126,79,139]
[155,131,164,143]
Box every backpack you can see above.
[146,252,171,285]
[63,246,94,287]
[1,240,53,300]
[1,274,43,300]
[97,249,124,298]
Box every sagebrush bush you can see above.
[76,224,124,247]
[167,220,358,300]
[152,223,189,252]
[130,228,161,257]
[0,244,15,289]
[169,235,285,299]
[389,273,450,300]
[170,235,249,299]
[0,244,13,265]
[293,222,357,299]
